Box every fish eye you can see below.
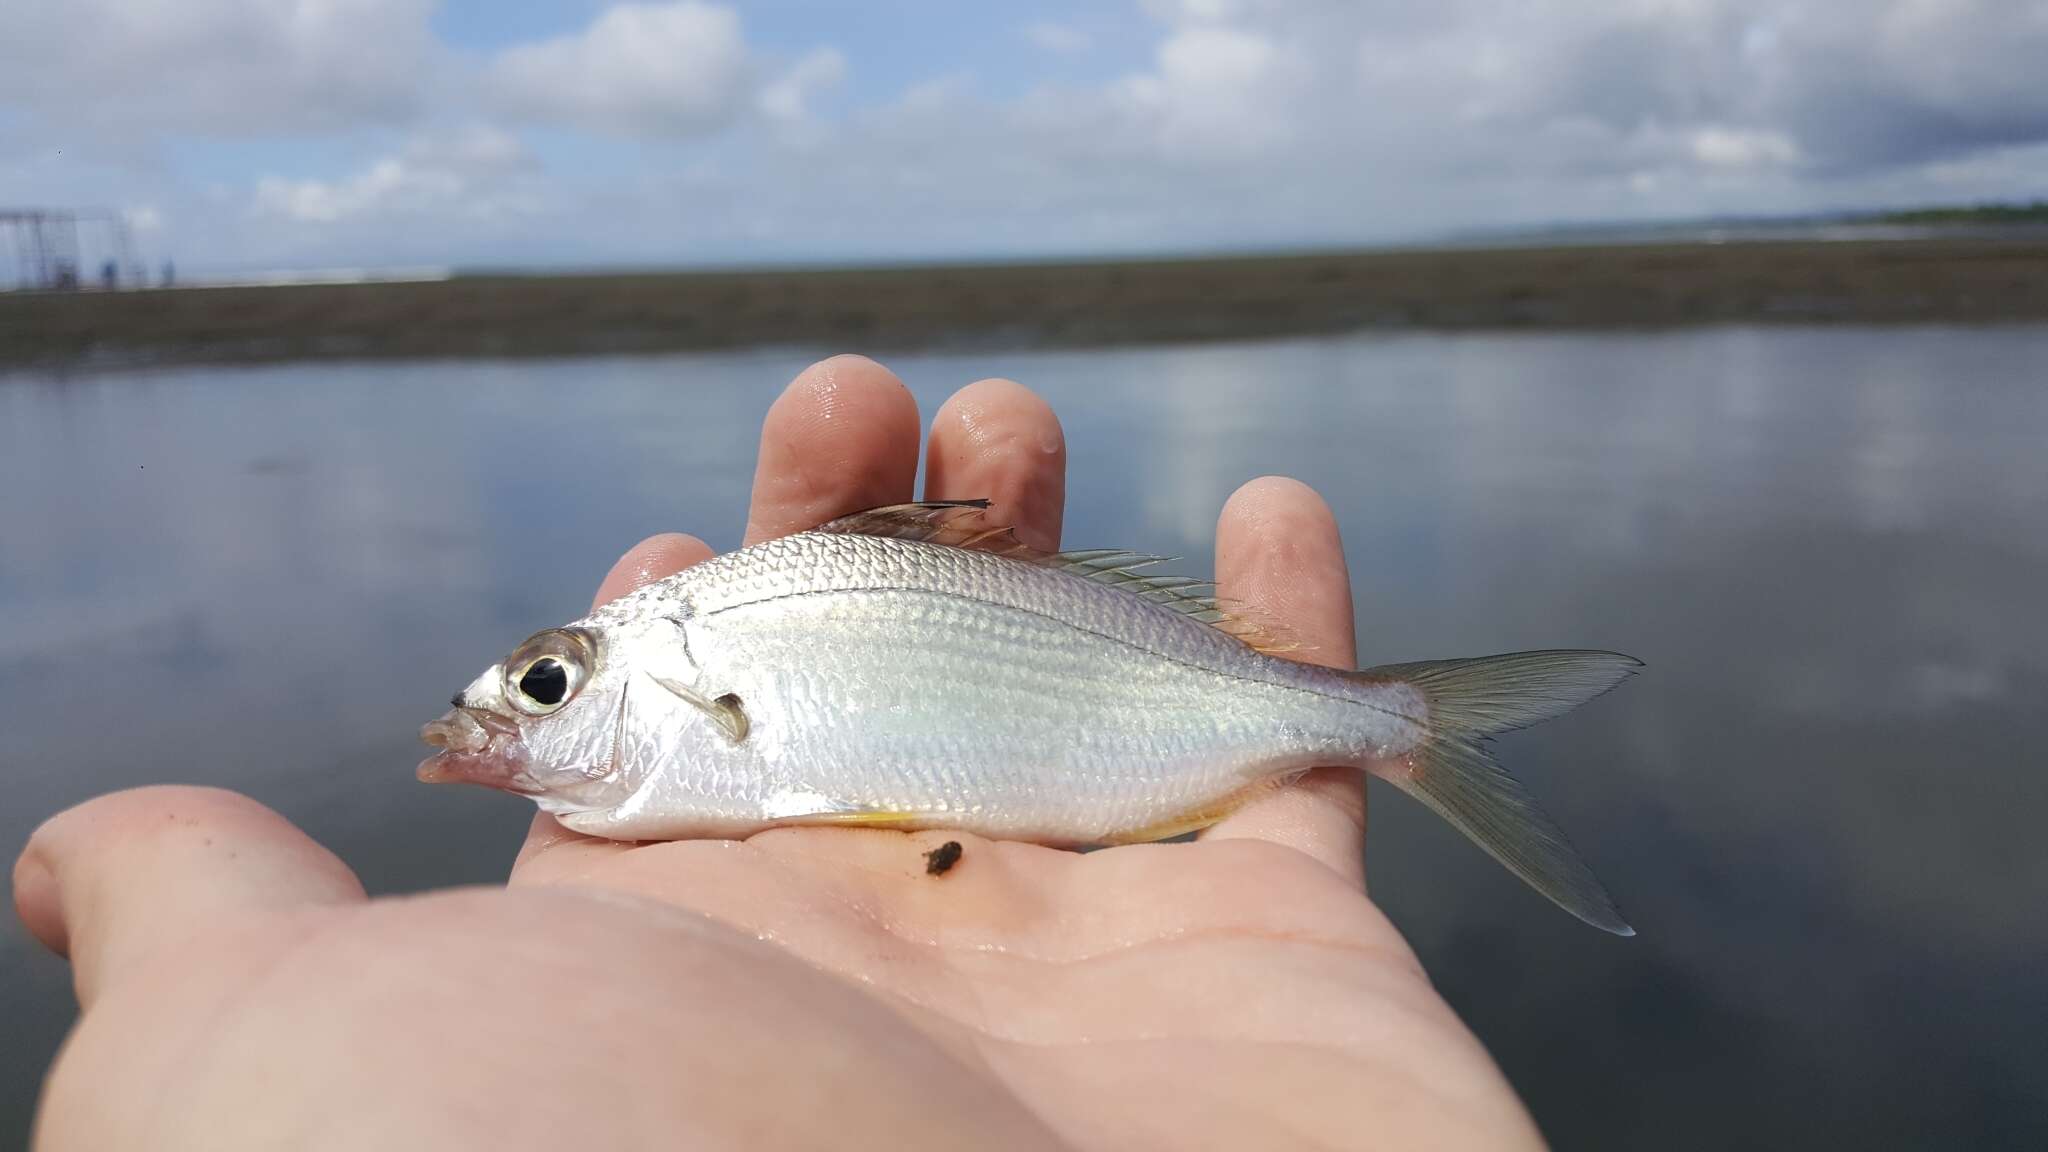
[518,659,569,706]
[503,628,594,715]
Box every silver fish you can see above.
[421,501,1640,932]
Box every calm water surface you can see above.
[4,329,2046,1147]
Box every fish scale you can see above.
[741,591,1309,826]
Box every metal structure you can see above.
[1,208,143,291]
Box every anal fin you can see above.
[785,809,932,829]
[1099,780,1278,845]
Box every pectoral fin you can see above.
[758,789,933,828]
[647,674,749,742]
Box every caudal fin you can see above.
[1357,651,1641,935]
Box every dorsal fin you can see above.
[816,501,1037,557]
[813,501,1304,656]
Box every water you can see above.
[4,329,2045,1148]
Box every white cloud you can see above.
[758,48,847,122]
[0,0,437,135]
[487,1,758,137]
[1119,24,1295,157]
[726,0,2048,256]
[1691,126,1800,169]
[254,128,538,226]
[15,0,2048,272]
[446,0,2048,265]
[1450,0,2048,174]
[1025,23,1094,55]
[1140,0,1252,23]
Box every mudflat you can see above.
[5,236,2047,367]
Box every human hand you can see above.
[15,356,1545,1150]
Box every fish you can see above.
[420,501,1641,933]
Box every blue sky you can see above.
[3,1,2046,277]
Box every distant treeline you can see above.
[1869,200,2048,225]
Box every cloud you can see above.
[1745,0,2048,171]
[439,0,2048,265]
[14,0,2048,272]
[0,0,437,135]
[1691,126,1800,170]
[1419,0,2048,175]
[1140,0,1252,23]
[791,0,2048,249]
[487,1,777,137]
[1119,23,1297,157]
[254,127,539,226]
[1025,23,1094,55]
[758,48,848,122]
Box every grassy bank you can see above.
[5,237,2048,368]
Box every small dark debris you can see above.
[923,840,963,877]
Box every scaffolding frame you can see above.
[1,208,142,290]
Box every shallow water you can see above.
[4,329,2045,1147]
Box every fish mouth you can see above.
[418,707,540,795]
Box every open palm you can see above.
[17,357,1543,1150]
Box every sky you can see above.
[2,0,2047,275]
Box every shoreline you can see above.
[5,237,2047,368]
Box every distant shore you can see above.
[5,236,2048,369]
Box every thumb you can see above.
[14,786,365,1008]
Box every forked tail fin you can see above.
[1355,651,1642,935]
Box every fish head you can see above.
[418,625,639,813]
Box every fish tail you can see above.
[1352,650,1642,935]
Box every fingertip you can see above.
[932,378,1063,451]
[926,378,1067,552]
[769,355,920,451]
[26,786,365,896]
[21,786,365,1005]
[1220,476,1341,551]
[13,841,63,955]
[746,355,922,544]
[1217,476,1354,669]
[593,533,716,609]
[801,354,906,393]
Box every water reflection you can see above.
[4,328,2045,1148]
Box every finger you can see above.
[744,355,921,545]
[591,532,715,610]
[1199,477,1366,887]
[924,378,1067,552]
[509,812,633,884]
[13,786,366,1007]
